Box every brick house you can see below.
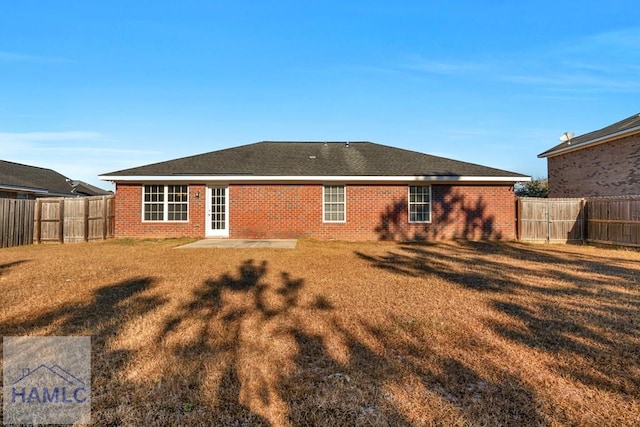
[100,141,529,241]
[1,160,112,199]
[538,113,640,198]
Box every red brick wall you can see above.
[115,183,516,241]
[115,183,206,238]
[547,133,640,197]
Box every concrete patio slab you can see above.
[176,239,297,249]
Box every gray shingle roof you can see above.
[0,161,112,196]
[103,141,527,178]
[69,180,113,196]
[0,160,76,195]
[539,113,640,158]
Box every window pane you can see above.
[167,185,188,221]
[323,185,345,222]
[143,184,188,222]
[143,185,164,221]
[408,186,430,223]
[168,203,188,221]
[168,185,188,203]
[144,202,163,221]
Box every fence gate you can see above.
[517,198,585,243]
[34,195,115,243]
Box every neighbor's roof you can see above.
[539,113,640,158]
[0,160,76,196]
[0,160,112,196]
[69,180,113,196]
[101,141,529,183]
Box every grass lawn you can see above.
[1,239,639,426]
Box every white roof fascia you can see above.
[100,175,530,183]
[0,184,49,194]
[540,125,640,158]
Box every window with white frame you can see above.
[408,185,431,222]
[323,185,345,222]
[143,184,188,221]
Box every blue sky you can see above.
[1,1,638,189]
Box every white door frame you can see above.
[205,185,229,237]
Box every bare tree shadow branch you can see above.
[355,241,640,401]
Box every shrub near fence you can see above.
[0,198,35,248]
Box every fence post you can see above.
[13,199,20,246]
[58,199,65,244]
[26,200,34,245]
[516,198,523,241]
[35,199,42,244]
[102,196,108,240]
[580,199,586,244]
[8,199,16,247]
[84,197,90,242]
[546,199,550,243]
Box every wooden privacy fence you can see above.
[517,197,640,247]
[1,198,35,248]
[35,195,115,243]
[587,197,640,247]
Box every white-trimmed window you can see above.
[143,184,189,221]
[323,185,346,222]
[408,185,431,223]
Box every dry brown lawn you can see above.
[0,239,639,426]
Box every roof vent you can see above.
[345,141,350,148]
[309,155,316,159]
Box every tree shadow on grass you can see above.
[355,244,518,293]
[355,241,640,402]
[141,259,311,425]
[0,276,160,336]
[134,259,550,425]
[362,315,546,425]
[146,259,413,425]
[5,250,631,424]
[289,317,547,426]
[0,260,29,277]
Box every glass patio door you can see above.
[206,186,228,237]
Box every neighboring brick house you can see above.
[538,113,640,198]
[100,141,529,241]
[0,160,112,199]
